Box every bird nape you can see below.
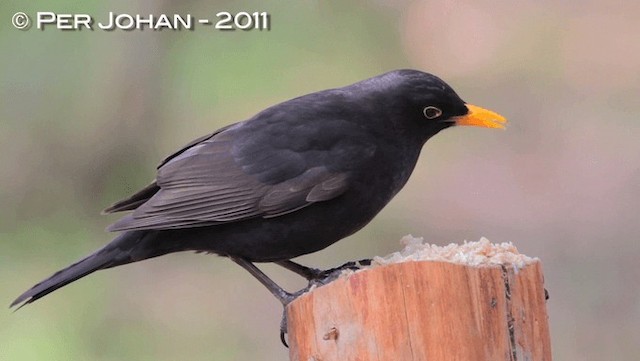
[11,69,506,339]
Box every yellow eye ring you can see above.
[423,106,442,119]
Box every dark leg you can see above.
[275,259,373,281]
[275,260,323,279]
[230,257,295,305]
[230,257,302,347]
[272,258,372,347]
[233,257,373,348]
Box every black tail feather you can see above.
[11,232,141,309]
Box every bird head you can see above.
[378,70,507,137]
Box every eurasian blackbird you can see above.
[11,69,506,310]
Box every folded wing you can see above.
[106,121,360,232]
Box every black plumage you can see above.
[12,69,506,309]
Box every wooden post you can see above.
[286,239,551,361]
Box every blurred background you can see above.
[1,0,638,360]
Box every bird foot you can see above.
[322,258,371,276]
[308,258,371,287]
[278,259,371,347]
[280,308,289,347]
[300,258,370,283]
[279,285,313,347]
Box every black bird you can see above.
[11,69,506,311]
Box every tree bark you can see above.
[287,260,551,361]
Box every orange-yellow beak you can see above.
[455,104,507,129]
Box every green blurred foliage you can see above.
[1,1,639,360]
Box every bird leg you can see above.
[275,259,372,283]
[230,257,310,347]
[271,259,372,347]
[231,257,373,348]
[274,260,323,279]
[230,257,296,306]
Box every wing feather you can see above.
[106,120,370,232]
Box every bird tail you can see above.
[10,231,145,309]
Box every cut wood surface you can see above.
[286,238,551,361]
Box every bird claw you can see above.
[324,258,371,275]
[278,286,309,348]
[310,258,371,286]
[280,310,289,347]
[278,259,371,348]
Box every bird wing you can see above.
[102,128,228,214]
[106,119,370,232]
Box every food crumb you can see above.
[372,235,537,269]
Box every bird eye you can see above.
[423,106,442,119]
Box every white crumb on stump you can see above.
[376,235,537,267]
[344,236,537,277]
